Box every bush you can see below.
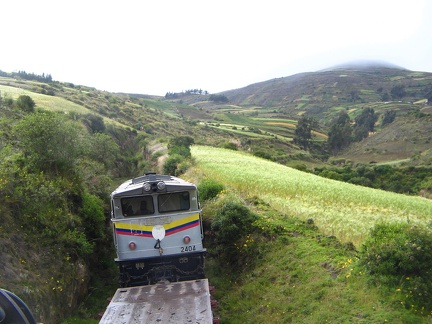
[16,95,35,113]
[168,145,191,158]
[163,154,184,176]
[79,192,106,240]
[359,223,432,312]
[221,142,238,150]
[61,229,94,257]
[253,150,272,160]
[209,197,262,269]
[211,200,258,245]
[198,179,224,201]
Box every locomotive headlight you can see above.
[183,235,191,244]
[128,242,137,250]
[157,181,166,191]
[143,182,152,192]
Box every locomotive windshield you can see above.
[158,192,190,213]
[121,195,154,217]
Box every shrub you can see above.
[16,95,35,113]
[168,145,191,158]
[253,150,272,160]
[61,229,94,257]
[359,223,432,312]
[211,200,258,245]
[209,197,262,269]
[79,192,106,240]
[163,154,184,176]
[221,142,238,150]
[198,179,224,201]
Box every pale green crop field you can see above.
[0,85,125,127]
[192,145,432,246]
[0,85,91,114]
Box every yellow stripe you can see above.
[115,213,199,231]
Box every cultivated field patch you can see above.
[192,145,432,246]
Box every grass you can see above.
[0,85,90,113]
[207,238,422,323]
[191,145,432,247]
[0,84,125,127]
[184,148,432,322]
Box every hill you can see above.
[219,63,431,121]
[1,65,432,322]
[164,63,432,165]
[184,146,432,322]
[2,63,432,166]
[189,146,432,246]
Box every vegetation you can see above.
[352,108,377,142]
[314,164,432,197]
[163,135,195,176]
[0,94,137,323]
[293,115,317,150]
[185,165,432,323]
[1,64,432,323]
[209,94,229,103]
[0,69,53,83]
[190,146,432,247]
[197,179,225,201]
[327,110,352,154]
[360,223,432,313]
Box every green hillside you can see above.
[2,65,432,166]
[219,66,432,123]
[1,66,432,322]
[185,146,432,322]
[162,64,432,165]
[190,146,432,246]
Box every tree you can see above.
[349,89,360,102]
[390,85,406,99]
[327,111,352,155]
[353,108,377,142]
[86,132,120,169]
[294,116,317,150]
[209,94,228,103]
[381,110,396,126]
[168,135,194,149]
[167,135,194,158]
[13,111,84,175]
[16,95,35,113]
[163,154,184,176]
[82,114,106,133]
[424,85,432,105]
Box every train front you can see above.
[110,173,206,287]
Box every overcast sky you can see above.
[1,0,431,96]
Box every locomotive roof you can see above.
[111,172,197,198]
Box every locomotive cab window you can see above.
[121,196,154,217]
[158,192,190,213]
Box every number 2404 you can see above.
[181,245,196,252]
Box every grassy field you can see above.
[0,84,126,127]
[191,145,432,247]
[0,84,90,113]
[187,145,432,322]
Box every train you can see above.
[110,172,206,287]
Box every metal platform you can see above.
[99,279,213,323]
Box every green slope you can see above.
[191,145,432,246]
[188,145,432,323]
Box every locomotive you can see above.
[110,172,206,287]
